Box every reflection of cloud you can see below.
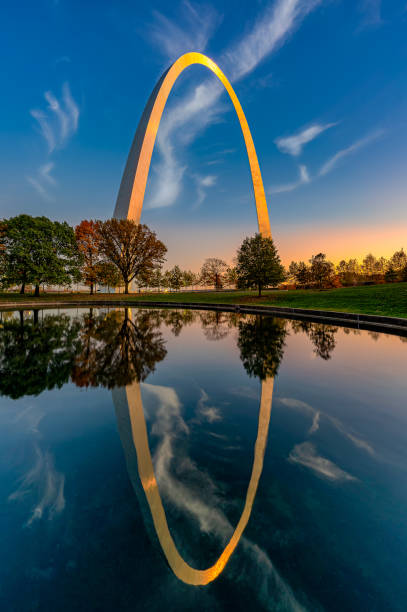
[196,388,222,423]
[9,444,66,526]
[229,385,259,401]
[308,411,320,434]
[279,397,314,414]
[289,442,356,481]
[13,405,45,434]
[279,396,375,457]
[141,382,306,610]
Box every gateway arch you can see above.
[114,52,272,238]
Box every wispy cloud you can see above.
[145,0,323,209]
[148,1,222,62]
[39,162,56,185]
[275,122,337,156]
[26,163,57,201]
[54,55,71,65]
[319,129,384,176]
[358,0,383,30]
[270,164,310,193]
[289,442,357,481]
[193,174,217,208]
[270,128,385,195]
[225,0,322,82]
[28,83,79,199]
[26,176,53,201]
[30,82,79,153]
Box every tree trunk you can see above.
[34,284,40,297]
[20,283,25,294]
[90,283,94,295]
[258,284,262,297]
[124,281,129,294]
[33,309,39,324]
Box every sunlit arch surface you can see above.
[114,52,272,237]
[113,376,274,586]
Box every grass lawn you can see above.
[1,282,407,319]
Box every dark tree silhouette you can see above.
[237,315,287,380]
[290,320,338,360]
[71,308,167,388]
[0,311,82,398]
[199,310,232,341]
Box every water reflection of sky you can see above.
[0,308,406,611]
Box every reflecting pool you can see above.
[0,307,406,611]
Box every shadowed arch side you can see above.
[114,52,272,238]
[113,376,274,586]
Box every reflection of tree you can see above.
[71,308,167,388]
[199,311,233,341]
[238,316,287,380]
[158,309,198,336]
[291,320,338,360]
[0,311,82,399]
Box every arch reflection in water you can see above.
[113,377,274,586]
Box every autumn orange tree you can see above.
[75,220,100,294]
[96,219,167,294]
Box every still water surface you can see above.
[0,307,406,611]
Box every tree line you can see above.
[2,213,404,296]
[287,250,407,289]
[0,214,284,296]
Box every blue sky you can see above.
[1,0,407,268]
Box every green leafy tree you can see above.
[224,266,237,287]
[362,253,377,277]
[287,261,298,283]
[374,257,387,275]
[336,258,360,286]
[236,233,285,296]
[200,258,228,289]
[168,265,183,291]
[149,268,163,291]
[0,215,82,295]
[95,261,122,292]
[295,261,310,287]
[388,249,407,279]
[309,253,334,289]
[182,269,196,290]
[96,219,167,294]
[385,264,397,283]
